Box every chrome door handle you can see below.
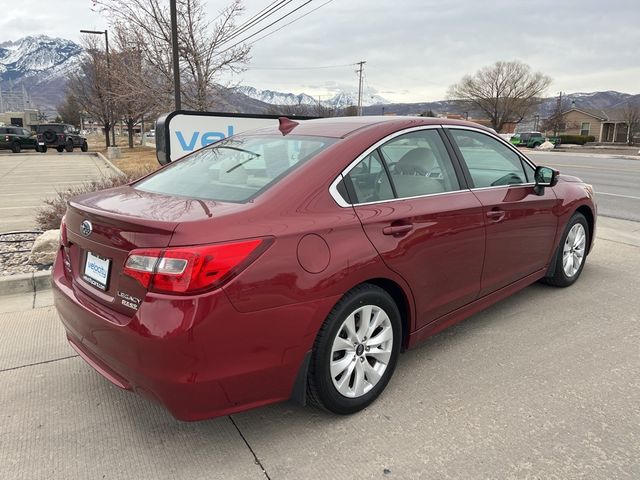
[382,224,413,236]
[486,209,506,222]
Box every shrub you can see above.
[559,134,596,145]
[35,166,157,231]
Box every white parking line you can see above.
[598,192,640,200]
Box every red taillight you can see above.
[122,238,270,294]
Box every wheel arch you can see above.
[575,204,595,254]
[361,277,412,349]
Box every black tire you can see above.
[542,212,590,287]
[307,284,402,414]
[11,142,21,153]
[81,141,88,152]
[39,145,47,153]
[65,141,74,152]
[56,146,64,153]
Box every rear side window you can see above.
[135,135,335,202]
[343,150,394,203]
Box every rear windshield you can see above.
[135,135,335,202]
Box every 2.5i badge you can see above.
[117,291,141,310]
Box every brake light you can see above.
[123,238,271,294]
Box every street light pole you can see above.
[170,0,181,110]
[80,29,116,146]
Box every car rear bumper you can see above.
[52,251,339,420]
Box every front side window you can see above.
[449,129,529,188]
[136,135,335,203]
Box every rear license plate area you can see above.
[83,251,111,291]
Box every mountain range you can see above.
[0,35,637,119]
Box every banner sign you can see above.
[155,111,315,165]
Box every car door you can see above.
[335,127,486,329]
[21,128,36,148]
[445,127,559,296]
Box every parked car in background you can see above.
[0,126,39,153]
[36,124,88,153]
[53,116,597,421]
[510,131,545,148]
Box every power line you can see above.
[245,0,336,47]
[216,0,315,56]
[245,62,356,71]
[219,0,294,46]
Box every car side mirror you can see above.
[533,166,559,195]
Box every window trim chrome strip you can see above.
[328,125,460,208]
[328,124,541,208]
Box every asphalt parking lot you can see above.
[0,152,119,232]
[1,223,639,479]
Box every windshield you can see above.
[135,135,336,202]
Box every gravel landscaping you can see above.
[0,232,52,277]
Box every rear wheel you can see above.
[11,142,21,153]
[56,146,64,153]
[39,145,47,153]
[542,213,589,287]
[307,284,401,414]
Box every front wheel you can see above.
[65,141,74,152]
[80,141,88,152]
[542,212,590,287]
[11,142,21,153]
[307,284,401,414]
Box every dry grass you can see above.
[86,133,161,176]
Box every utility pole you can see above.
[170,0,182,110]
[356,61,366,116]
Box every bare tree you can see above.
[110,27,159,147]
[541,94,571,136]
[93,0,251,112]
[448,61,552,132]
[67,36,112,147]
[621,99,640,145]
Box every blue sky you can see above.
[1,0,639,102]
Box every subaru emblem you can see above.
[80,220,92,237]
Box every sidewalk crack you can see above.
[0,354,78,373]
[229,415,272,480]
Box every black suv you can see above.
[0,126,39,153]
[36,124,88,153]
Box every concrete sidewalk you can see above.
[0,152,121,232]
[0,222,639,478]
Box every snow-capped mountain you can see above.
[236,86,317,106]
[0,35,83,111]
[237,85,389,108]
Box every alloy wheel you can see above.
[330,304,393,398]
[562,223,586,278]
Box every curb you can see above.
[0,270,51,296]
[94,151,127,177]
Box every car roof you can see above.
[249,116,495,139]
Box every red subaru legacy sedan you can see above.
[53,117,596,420]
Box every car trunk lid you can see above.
[64,185,224,318]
